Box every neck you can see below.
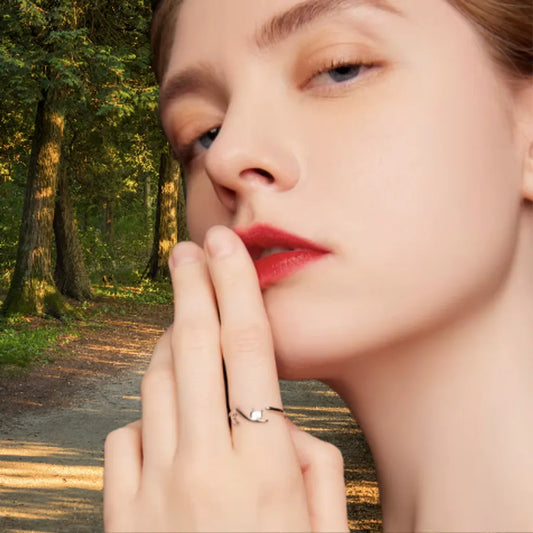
[328,211,533,532]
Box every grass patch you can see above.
[0,319,68,368]
[94,279,173,305]
[0,279,171,371]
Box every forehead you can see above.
[172,0,400,58]
[160,0,405,108]
[173,0,313,60]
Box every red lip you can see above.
[234,223,330,290]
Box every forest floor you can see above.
[0,297,381,533]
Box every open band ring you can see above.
[229,406,285,425]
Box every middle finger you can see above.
[204,226,288,451]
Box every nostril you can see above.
[251,168,275,183]
[217,185,237,210]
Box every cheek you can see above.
[326,42,521,283]
[267,66,522,377]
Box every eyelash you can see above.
[307,58,376,92]
[174,58,376,166]
[174,129,218,167]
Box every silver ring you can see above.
[229,406,285,425]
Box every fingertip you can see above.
[169,241,203,270]
[204,225,238,259]
[127,419,142,431]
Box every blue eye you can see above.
[327,64,362,82]
[198,127,220,149]
[308,60,374,91]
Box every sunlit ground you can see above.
[0,387,143,533]
[0,441,104,532]
[280,381,381,531]
[0,297,172,532]
[0,381,380,532]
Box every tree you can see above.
[54,164,92,301]
[1,0,164,304]
[2,86,66,316]
[144,144,183,279]
[1,0,86,315]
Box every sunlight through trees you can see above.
[0,0,188,322]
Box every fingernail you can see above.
[170,243,200,267]
[206,226,235,258]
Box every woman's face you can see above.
[160,0,525,379]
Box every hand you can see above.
[103,225,349,532]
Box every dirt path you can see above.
[0,302,380,532]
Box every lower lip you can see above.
[253,250,328,290]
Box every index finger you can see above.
[170,241,231,452]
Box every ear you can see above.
[515,81,533,202]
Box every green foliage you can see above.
[0,0,169,293]
[78,202,155,282]
[0,175,25,277]
[95,279,172,305]
[0,0,178,360]
[0,275,171,368]
[0,320,65,367]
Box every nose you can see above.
[203,98,300,212]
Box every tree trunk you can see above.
[53,167,92,301]
[145,146,182,279]
[2,89,65,317]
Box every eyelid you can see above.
[173,124,220,167]
[165,100,224,164]
[172,138,194,166]
[171,47,384,163]
[302,56,383,98]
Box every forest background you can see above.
[0,0,187,369]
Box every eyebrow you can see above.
[159,0,402,112]
[255,0,402,49]
[160,62,223,114]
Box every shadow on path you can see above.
[0,371,145,533]
[281,380,381,532]
[0,304,380,532]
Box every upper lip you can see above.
[234,223,330,260]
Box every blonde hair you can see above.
[151,0,532,84]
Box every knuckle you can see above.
[104,423,138,453]
[103,431,119,455]
[319,441,345,469]
[154,327,172,351]
[148,329,172,367]
[141,366,174,399]
[104,428,123,449]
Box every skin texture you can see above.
[105,0,533,531]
